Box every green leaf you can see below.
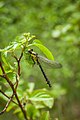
[26,104,39,119]
[1,52,8,66]
[28,39,54,60]
[0,45,13,52]
[1,52,14,72]
[6,103,15,112]
[11,42,19,50]
[33,39,42,44]
[0,43,19,53]
[28,82,35,93]
[13,107,21,114]
[29,89,54,108]
[32,42,54,60]
[40,111,50,120]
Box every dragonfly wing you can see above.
[38,55,62,69]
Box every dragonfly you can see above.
[27,49,62,87]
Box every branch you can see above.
[0,62,5,74]
[0,62,14,88]
[19,51,23,62]
[15,74,19,89]
[13,49,23,76]
[0,89,18,105]
[0,52,28,119]
[18,51,23,76]
[12,51,28,119]
[14,92,27,120]
[0,93,14,115]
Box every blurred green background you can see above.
[0,0,80,120]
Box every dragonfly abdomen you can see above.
[37,59,52,87]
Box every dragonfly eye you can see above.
[28,49,33,54]
[28,49,33,52]
[30,49,33,51]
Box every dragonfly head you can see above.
[28,49,38,56]
[28,48,33,53]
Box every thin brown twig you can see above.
[0,89,18,105]
[12,51,28,119]
[14,92,27,120]
[14,74,19,90]
[17,50,23,76]
[0,62,5,74]
[0,76,27,119]
[19,51,23,62]
[0,62,14,88]
[13,52,23,76]
[0,93,14,115]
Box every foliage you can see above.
[0,0,80,120]
[0,33,55,120]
